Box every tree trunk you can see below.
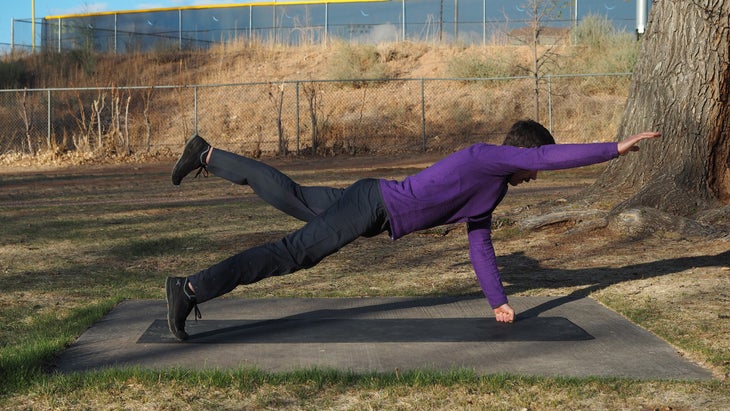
[586,0,730,217]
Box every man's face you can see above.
[508,170,538,186]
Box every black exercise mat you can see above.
[138,316,593,344]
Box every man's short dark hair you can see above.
[502,119,556,148]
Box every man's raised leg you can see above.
[207,148,344,221]
[171,134,344,221]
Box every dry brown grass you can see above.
[0,156,728,410]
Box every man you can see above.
[166,119,660,341]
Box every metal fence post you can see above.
[547,75,553,135]
[421,78,426,152]
[324,3,329,47]
[47,89,52,149]
[178,10,183,51]
[402,0,406,42]
[482,0,486,45]
[296,80,301,155]
[114,14,118,54]
[193,85,198,134]
[57,19,62,53]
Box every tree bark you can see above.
[586,0,730,217]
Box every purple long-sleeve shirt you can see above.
[378,142,619,308]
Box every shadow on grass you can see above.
[498,249,730,318]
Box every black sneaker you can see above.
[171,134,210,185]
[165,276,202,341]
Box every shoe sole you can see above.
[171,151,190,186]
[165,277,187,341]
[171,135,202,185]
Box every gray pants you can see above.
[188,149,390,303]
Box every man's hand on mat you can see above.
[494,303,515,323]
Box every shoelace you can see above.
[194,147,210,179]
[183,278,203,321]
[193,164,208,179]
[192,303,202,321]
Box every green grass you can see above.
[0,299,120,396]
[6,366,727,410]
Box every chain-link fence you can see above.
[9,2,644,53]
[0,73,630,159]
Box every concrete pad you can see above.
[53,296,714,380]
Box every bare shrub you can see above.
[327,42,389,84]
[446,48,521,79]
